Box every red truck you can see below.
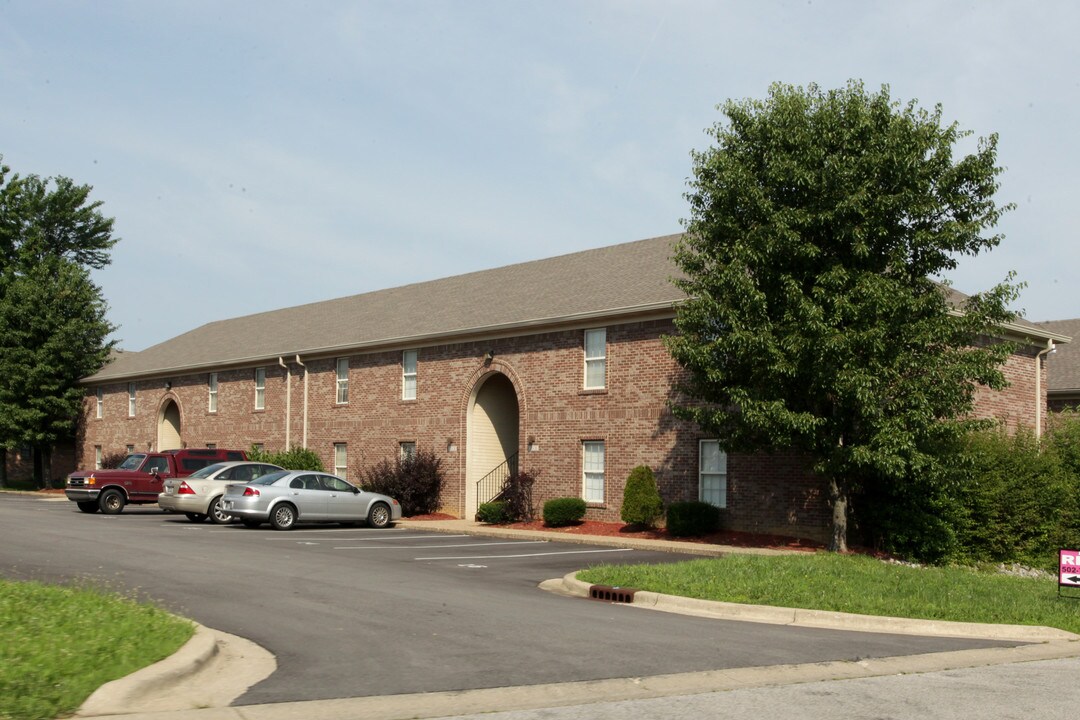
[65,448,247,515]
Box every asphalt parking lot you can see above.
[1,494,1018,706]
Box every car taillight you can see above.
[242,487,260,497]
[177,482,195,495]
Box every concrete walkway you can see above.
[64,517,1080,719]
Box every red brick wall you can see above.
[76,319,1043,544]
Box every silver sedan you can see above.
[221,470,402,530]
[159,461,283,524]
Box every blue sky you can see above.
[2,1,1077,351]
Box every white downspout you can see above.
[1036,340,1056,439]
[279,357,291,449]
[295,355,308,448]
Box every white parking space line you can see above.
[264,534,470,542]
[414,548,634,560]
[334,540,548,550]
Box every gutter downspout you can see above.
[1036,339,1056,439]
[279,357,291,449]
[295,355,308,448]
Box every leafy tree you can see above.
[667,81,1018,552]
[0,158,117,487]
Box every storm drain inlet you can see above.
[589,584,638,603]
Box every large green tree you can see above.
[667,81,1019,552]
[0,158,117,487]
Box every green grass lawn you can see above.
[0,579,193,720]
[579,553,1080,634]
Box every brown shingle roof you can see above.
[85,231,1069,384]
[86,233,687,382]
[1037,319,1080,392]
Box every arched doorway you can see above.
[466,373,520,518]
[158,400,182,451]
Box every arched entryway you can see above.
[158,399,182,451]
[466,373,520,518]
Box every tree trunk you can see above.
[828,475,848,553]
[33,447,44,489]
[0,448,6,488]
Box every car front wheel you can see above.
[99,489,125,515]
[367,502,392,529]
[270,503,297,531]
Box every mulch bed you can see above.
[405,514,825,552]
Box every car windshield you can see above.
[249,470,291,486]
[117,454,145,470]
[188,463,227,479]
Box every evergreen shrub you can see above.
[543,497,586,527]
[620,465,663,528]
[476,501,510,524]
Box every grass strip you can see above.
[578,553,1080,634]
[0,579,193,720]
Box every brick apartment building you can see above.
[75,234,1067,542]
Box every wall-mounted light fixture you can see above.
[483,350,495,363]
[165,380,172,391]
[447,438,457,453]
[528,435,539,452]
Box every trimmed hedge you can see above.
[543,497,587,527]
[620,465,663,528]
[666,501,721,537]
[248,445,325,471]
[476,501,510,524]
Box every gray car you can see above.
[220,470,402,530]
[159,461,283,524]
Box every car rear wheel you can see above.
[367,502,392,529]
[76,501,99,514]
[99,489,125,515]
[185,512,207,523]
[270,503,297,531]
[208,496,232,525]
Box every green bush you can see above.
[666,501,721,537]
[500,471,536,522]
[620,465,663,527]
[247,445,325,471]
[543,497,587,527]
[360,449,444,516]
[100,451,129,469]
[953,428,1079,570]
[476,501,510,524]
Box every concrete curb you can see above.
[553,571,1080,643]
[76,623,276,717]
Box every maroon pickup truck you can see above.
[66,448,247,515]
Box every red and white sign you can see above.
[1059,550,1080,587]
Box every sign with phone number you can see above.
[1059,549,1080,587]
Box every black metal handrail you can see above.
[476,452,519,507]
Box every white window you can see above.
[127,383,136,417]
[254,367,266,410]
[126,444,135,454]
[334,443,348,477]
[206,443,216,450]
[399,441,416,460]
[336,358,349,404]
[402,350,417,400]
[208,372,218,413]
[582,441,605,503]
[699,440,728,508]
[584,328,606,389]
[95,388,103,419]
[94,446,102,470]
[252,443,264,453]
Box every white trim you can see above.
[582,440,605,503]
[698,439,727,508]
[335,358,349,404]
[402,350,417,401]
[584,328,607,389]
[254,367,266,410]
